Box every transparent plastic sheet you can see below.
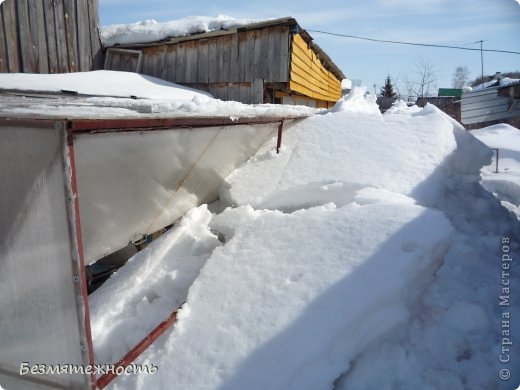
[0,122,91,389]
[74,123,276,263]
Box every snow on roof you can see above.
[100,15,270,46]
[469,76,520,92]
[0,71,317,119]
[0,70,211,100]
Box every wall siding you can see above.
[135,25,291,103]
[0,0,102,73]
[289,33,342,102]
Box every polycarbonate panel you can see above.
[0,122,91,389]
[74,123,276,263]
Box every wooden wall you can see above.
[117,26,291,104]
[0,0,102,73]
[289,34,341,102]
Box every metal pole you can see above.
[480,40,484,81]
[276,120,284,154]
[492,148,499,173]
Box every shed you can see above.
[104,17,345,108]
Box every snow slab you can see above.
[0,70,212,100]
[101,15,269,46]
[471,123,520,219]
[90,88,520,389]
[0,71,317,119]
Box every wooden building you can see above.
[0,0,102,74]
[105,17,345,108]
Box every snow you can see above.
[0,71,317,119]
[471,123,520,219]
[89,206,220,363]
[341,78,352,90]
[0,70,212,100]
[384,99,421,115]
[101,15,268,46]
[470,77,520,91]
[331,86,380,115]
[88,88,519,389]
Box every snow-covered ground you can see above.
[101,15,269,46]
[88,91,520,389]
[471,124,520,220]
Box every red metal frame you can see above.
[96,309,179,389]
[67,126,97,389]
[0,115,301,388]
[69,116,300,133]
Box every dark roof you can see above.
[114,17,345,81]
[438,88,462,97]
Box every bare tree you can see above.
[403,59,440,100]
[452,66,470,88]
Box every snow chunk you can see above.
[89,205,220,364]
[111,200,453,389]
[331,86,381,115]
[384,99,421,115]
[341,78,353,90]
[101,15,268,46]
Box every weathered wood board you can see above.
[0,0,102,73]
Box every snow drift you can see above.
[471,123,520,220]
[88,88,519,389]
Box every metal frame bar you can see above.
[66,123,97,389]
[96,309,179,389]
[68,116,300,133]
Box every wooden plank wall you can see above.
[289,34,341,102]
[0,0,102,73]
[137,26,291,104]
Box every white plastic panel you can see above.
[74,123,275,263]
[0,122,91,389]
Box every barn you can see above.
[104,17,346,108]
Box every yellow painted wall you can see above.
[289,34,342,102]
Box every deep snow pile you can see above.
[471,124,520,219]
[0,71,317,119]
[89,90,519,389]
[101,15,267,46]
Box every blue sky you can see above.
[100,0,520,95]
